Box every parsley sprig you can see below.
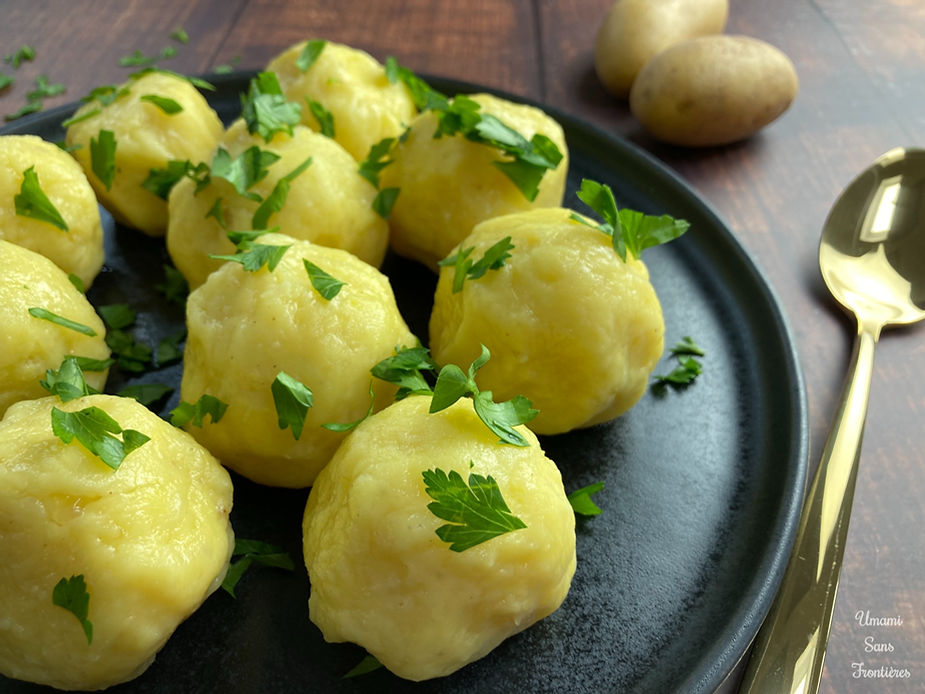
[51,406,151,470]
[240,71,302,143]
[221,538,294,598]
[170,394,228,428]
[570,179,690,261]
[654,336,705,388]
[14,166,69,231]
[422,465,527,552]
[210,228,291,273]
[439,236,514,293]
[52,575,93,645]
[370,345,437,400]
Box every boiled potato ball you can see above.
[303,395,576,681]
[429,207,665,434]
[0,134,104,288]
[0,240,109,418]
[381,92,568,271]
[0,394,234,690]
[180,234,416,488]
[66,70,223,236]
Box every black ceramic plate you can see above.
[1,73,808,694]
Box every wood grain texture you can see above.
[1,1,923,692]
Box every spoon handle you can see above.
[738,324,878,693]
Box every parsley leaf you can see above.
[271,371,314,440]
[372,187,399,220]
[296,39,327,72]
[370,345,437,400]
[240,71,302,143]
[52,575,93,645]
[67,273,85,293]
[61,109,101,127]
[429,345,537,446]
[357,137,396,188]
[14,166,69,231]
[97,303,135,330]
[90,129,117,190]
[27,307,96,336]
[127,67,215,92]
[0,74,13,92]
[210,229,290,273]
[142,160,210,200]
[170,28,189,44]
[170,394,228,427]
[251,156,312,229]
[322,383,375,432]
[653,337,705,388]
[422,466,527,552]
[438,236,513,293]
[5,45,35,69]
[140,93,183,114]
[305,97,335,137]
[117,383,174,408]
[303,259,345,300]
[671,335,705,357]
[97,303,154,374]
[40,356,96,402]
[156,330,185,366]
[81,84,130,107]
[568,482,605,516]
[51,405,150,469]
[118,46,178,69]
[222,538,295,598]
[156,264,188,306]
[344,654,383,679]
[210,146,279,200]
[27,74,65,101]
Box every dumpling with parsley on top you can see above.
[380,88,569,271]
[265,39,416,162]
[0,392,234,690]
[65,69,223,236]
[0,134,104,288]
[166,74,389,289]
[179,233,416,488]
[0,240,110,418]
[429,183,689,434]
[303,382,576,681]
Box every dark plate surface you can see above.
[1,73,808,693]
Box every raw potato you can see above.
[629,35,799,147]
[303,395,576,681]
[266,40,416,161]
[0,240,109,417]
[66,71,223,236]
[0,394,234,690]
[167,120,389,289]
[381,93,568,271]
[0,135,104,288]
[594,0,729,98]
[429,208,664,435]
[180,235,416,488]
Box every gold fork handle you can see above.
[738,323,878,693]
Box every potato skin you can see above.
[303,395,576,681]
[0,240,109,417]
[0,135,104,288]
[594,0,728,98]
[629,35,799,147]
[429,208,664,435]
[180,235,416,488]
[0,394,234,690]
[381,93,568,271]
[65,71,223,236]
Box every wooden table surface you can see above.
[2,1,923,692]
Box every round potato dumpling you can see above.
[180,234,416,488]
[0,393,234,690]
[266,39,416,162]
[429,208,664,435]
[167,120,389,289]
[0,134,104,288]
[303,394,576,681]
[0,240,109,417]
[65,70,223,236]
[380,92,569,271]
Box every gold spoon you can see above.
[739,147,925,693]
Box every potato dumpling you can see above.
[594,0,729,98]
[629,35,799,147]
[167,120,389,289]
[380,93,568,271]
[429,208,664,435]
[303,395,576,681]
[66,71,223,236]
[0,135,104,288]
[0,393,234,690]
[0,240,109,417]
[266,39,416,162]
[180,234,416,488]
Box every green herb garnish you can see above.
[51,405,150,470]
[303,259,345,300]
[52,575,93,645]
[117,383,174,408]
[27,307,96,336]
[210,229,291,273]
[221,538,295,598]
[210,145,279,200]
[322,383,374,432]
[5,45,35,69]
[370,345,437,400]
[271,371,314,440]
[357,137,396,188]
[372,187,399,220]
[90,129,117,190]
[422,465,527,551]
[14,166,69,231]
[439,236,513,293]
[296,39,327,72]
[568,482,605,516]
[170,394,228,427]
[240,71,301,143]
[140,93,183,114]
[40,356,96,402]
[305,97,335,137]
[156,264,189,306]
[142,160,210,199]
[653,336,705,388]
[251,156,312,228]
[344,654,383,679]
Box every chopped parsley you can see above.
[40,356,97,402]
[142,160,210,199]
[251,156,312,228]
[117,382,174,408]
[210,145,279,200]
[210,229,291,273]
[305,97,335,137]
[170,394,228,428]
[271,371,314,440]
[653,336,705,388]
[568,482,605,516]
[90,129,117,190]
[344,654,383,679]
[14,166,69,231]
[370,345,437,400]
[51,405,150,470]
[303,259,345,300]
[240,71,301,143]
[422,465,527,552]
[439,236,513,293]
[98,303,152,373]
[372,187,399,220]
[296,39,327,72]
[222,538,295,598]
[155,264,188,306]
[52,575,93,645]
[27,307,96,336]
[322,383,374,432]
[5,45,35,69]
[139,93,183,114]
[357,137,397,188]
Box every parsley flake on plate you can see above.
[221,538,294,598]
[568,482,605,516]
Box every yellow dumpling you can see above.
[0,393,234,690]
[429,207,665,434]
[166,120,389,289]
[303,395,576,681]
[381,92,569,270]
[0,240,109,417]
[180,234,416,488]
[0,135,104,288]
[65,71,223,236]
[266,39,416,161]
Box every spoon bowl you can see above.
[740,147,925,694]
